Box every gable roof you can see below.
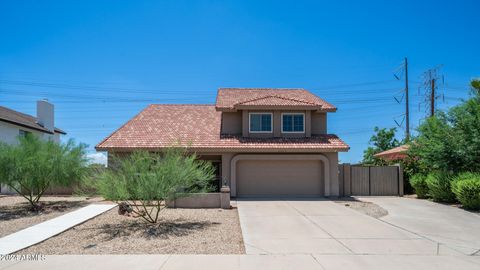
[374,144,409,161]
[95,104,348,152]
[0,106,66,135]
[215,88,336,111]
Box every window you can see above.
[19,130,31,137]
[282,113,305,133]
[249,113,272,133]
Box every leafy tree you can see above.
[362,127,401,165]
[94,149,215,223]
[408,79,480,173]
[0,135,88,210]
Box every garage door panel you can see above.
[237,160,324,197]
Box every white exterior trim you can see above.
[248,112,273,133]
[281,112,305,133]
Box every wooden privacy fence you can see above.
[339,164,404,196]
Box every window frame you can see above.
[19,130,31,137]
[248,112,273,133]
[281,112,305,133]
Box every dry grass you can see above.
[17,206,245,254]
[0,195,103,237]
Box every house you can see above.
[0,100,65,144]
[374,144,409,161]
[0,99,66,194]
[96,88,349,197]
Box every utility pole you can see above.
[404,57,410,140]
[393,58,410,141]
[430,77,435,117]
[419,66,442,119]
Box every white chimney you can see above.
[37,99,54,132]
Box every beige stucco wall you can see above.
[311,112,327,134]
[221,111,242,135]
[104,151,340,198]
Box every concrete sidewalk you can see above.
[1,254,479,270]
[0,204,116,255]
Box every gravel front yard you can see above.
[17,206,245,254]
[334,197,388,218]
[0,195,102,238]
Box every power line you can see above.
[418,66,443,118]
[0,78,400,95]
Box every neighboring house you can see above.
[0,100,66,193]
[374,144,409,161]
[96,88,349,197]
[0,100,65,144]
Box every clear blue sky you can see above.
[1,0,479,163]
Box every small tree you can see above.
[362,127,401,165]
[408,79,480,174]
[95,148,215,223]
[0,135,88,210]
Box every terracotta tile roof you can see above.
[216,88,336,111]
[374,144,409,161]
[0,106,66,134]
[96,105,349,152]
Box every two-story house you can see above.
[96,88,349,197]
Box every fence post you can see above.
[338,164,344,197]
[397,163,404,196]
[368,166,371,196]
[344,163,351,196]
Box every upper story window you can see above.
[19,130,31,137]
[282,113,305,133]
[249,113,272,133]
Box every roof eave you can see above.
[0,118,55,134]
[95,145,350,153]
[215,106,337,112]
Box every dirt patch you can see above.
[334,197,388,218]
[17,206,245,254]
[0,195,103,237]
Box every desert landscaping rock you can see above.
[0,196,104,238]
[17,206,245,255]
[334,198,388,218]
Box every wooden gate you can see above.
[339,164,403,196]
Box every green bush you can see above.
[0,135,87,211]
[452,173,480,210]
[95,149,215,223]
[410,174,429,198]
[425,172,456,202]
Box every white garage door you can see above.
[236,159,324,197]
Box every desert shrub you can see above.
[75,164,106,196]
[408,80,480,174]
[409,174,429,199]
[451,173,480,210]
[425,172,456,202]
[95,149,215,223]
[0,134,87,210]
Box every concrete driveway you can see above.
[358,197,480,256]
[237,199,465,255]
